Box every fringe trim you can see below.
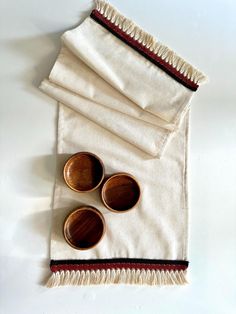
[94,0,207,85]
[46,269,188,287]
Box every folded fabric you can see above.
[39,0,207,287]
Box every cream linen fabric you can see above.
[39,13,200,263]
[51,104,189,260]
[62,18,193,124]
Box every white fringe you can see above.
[46,269,188,287]
[95,0,207,84]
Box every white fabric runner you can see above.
[39,0,206,286]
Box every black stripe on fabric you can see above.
[50,259,189,267]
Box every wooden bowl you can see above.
[63,206,106,250]
[101,173,141,213]
[63,152,105,192]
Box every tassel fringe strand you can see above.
[46,269,188,287]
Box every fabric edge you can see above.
[182,112,190,259]
[46,269,188,287]
[93,0,208,87]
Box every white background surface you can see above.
[1,0,236,313]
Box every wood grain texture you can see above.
[101,173,141,212]
[63,206,106,250]
[63,152,104,192]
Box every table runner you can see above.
[39,0,206,287]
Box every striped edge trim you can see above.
[91,0,207,91]
[50,258,188,271]
[46,259,189,287]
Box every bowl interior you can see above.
[64,153,104,192]
[102,174,140,212]
[64,207,105,249]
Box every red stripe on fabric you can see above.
[90,10,198,91]
[51,263,188,272]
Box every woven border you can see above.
[91,1,207,91]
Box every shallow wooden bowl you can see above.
[101,173,141,212]
[63,152,105,192]
[63,206,106,250]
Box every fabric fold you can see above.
[62,17,194,124]
[40,79,170,157]
[48,45,176,132]
[39,3,206,157]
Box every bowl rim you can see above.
[63,206,106,250]
[63,151,105,193]
[101,172,141,213]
